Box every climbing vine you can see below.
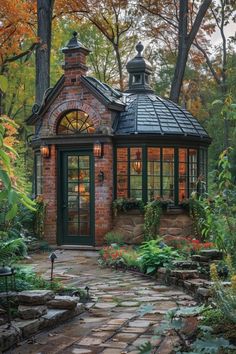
[143,200,162,240]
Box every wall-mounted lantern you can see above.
[133,150,142,174]
[98,170,105,183]
[93,140,103,158]
[40,143,50,158]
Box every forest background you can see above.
[0,0,236,193]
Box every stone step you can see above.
[172,260,198,270]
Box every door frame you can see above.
[57,146,95,246]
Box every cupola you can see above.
[126,42,153,93]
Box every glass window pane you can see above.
[117,147,128,161]
[179,148,187,162]
[57,110,95,135]
[130,147,142,175]
[130,189,142,199]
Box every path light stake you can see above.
[85,286,90,299]
[49,252,57,282]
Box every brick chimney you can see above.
[62,31,90,85]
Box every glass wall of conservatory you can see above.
[115,146,207,205]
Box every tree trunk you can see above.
[169,0,188,103]
[114,44,124,91]
[170,0,212,103]
[36,0,54,105]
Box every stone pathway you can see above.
[7,250,197,354]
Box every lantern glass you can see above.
[94,141,102,158]
[40,144,50,158]
[133,150,142,174]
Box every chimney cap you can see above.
[62,31,91,53]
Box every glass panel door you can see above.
[60,151,94,245]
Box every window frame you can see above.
[34,152,43,196]
[115,145,207,205]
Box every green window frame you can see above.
[115,146,208,205]
[35,152,42,196]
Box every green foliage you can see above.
[138,341,152,354]
[143,200,162,240]
[0,237,27,264]
[112,198,144,215]
[189,149,236,263]
[11,266,60,292]
[121,249,141,269]
[213,286,236,325]
[138,239,180,274]
[0,75,8,93]
[189,197,208,240]
[104,231,125,246]
[200,308,226,327]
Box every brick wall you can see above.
[94,143,113,245]
[42,144,57,244]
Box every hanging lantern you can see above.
[93,140,103,158]
[133,150,142,174]
[40,143,50,158]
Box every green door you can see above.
[59,150,94,245]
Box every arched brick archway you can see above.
[47,99,101,135]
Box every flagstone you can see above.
[120,301,140,307]
[128,320,151,328]
[112,332,139,342]
[120,327,148,333]
[94,302,117,309]
[101,349,124,354]
[77,336,103,346]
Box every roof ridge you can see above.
[155,96,186,135]
[166,99,204,137]
[148,94,164,135]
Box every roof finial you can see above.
[73,31,78,38]
[136,42,144,57]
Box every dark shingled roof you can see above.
[115,93,209,139]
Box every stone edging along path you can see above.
[0,290,85,352]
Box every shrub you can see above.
[104,231,125,246]
[143,200,162,240]
[138,239,180,274]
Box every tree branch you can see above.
[187,0,212,47]
[193,41,222,86]
[3,42,39,65]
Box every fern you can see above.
[0,238,27,263]
[138,341,152,354]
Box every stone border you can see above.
[0,291,86,352]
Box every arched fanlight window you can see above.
[57,110,95,135]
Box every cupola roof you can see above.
[126,42,154,93]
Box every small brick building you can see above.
[27,33,211,247]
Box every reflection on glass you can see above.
[179,149,188,201]
[189,149,197,196]
[66,154,90,237]
[57,110,95,135]
[148,148,160,201]
[162,148,174,201]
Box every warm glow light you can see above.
[133,150,142,174]
[40,144,50,158]
[94,140,103,158]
